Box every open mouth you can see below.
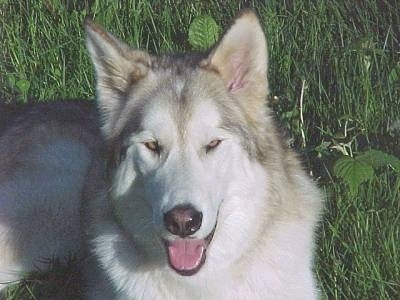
[163,228,215,276]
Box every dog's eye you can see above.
[144,141,161,154]
[205,139,221,153]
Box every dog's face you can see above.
[112,82,239,275]
[85,10,270,276]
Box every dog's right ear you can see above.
[84,19,151,134]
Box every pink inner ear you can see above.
[227,52,249,93]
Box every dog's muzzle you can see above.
[163,205,215,276]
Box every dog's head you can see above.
[85,10,272,276]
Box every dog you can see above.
[82,9,323,299]
[0,9,322,299]
[0,100,101,295]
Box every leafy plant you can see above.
[334,149,400,195]
[388,61,400,86]
[6,74,30,103]
[188,15,220,50]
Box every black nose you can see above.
[164,205,203,237]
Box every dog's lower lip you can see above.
[164,226,216,276]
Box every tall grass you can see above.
[1,1,399,299]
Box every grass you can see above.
[317,171,400,299]
[2,257,84,300]
[1,0,399,299]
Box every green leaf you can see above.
[16,79,30,94]
[334,156,374,195]
[54,69,62,77]
[188,15,220,50]
[388,62,400,85]
[358,149,400,173]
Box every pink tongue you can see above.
[167,239,206,271]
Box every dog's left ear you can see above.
[201,10,268,115]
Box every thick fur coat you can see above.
[0,10,322,300]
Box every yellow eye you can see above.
[144,141,160,153]
[206,139,221,153]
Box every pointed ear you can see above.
[84,19,151,133]
[201,10,268,115]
